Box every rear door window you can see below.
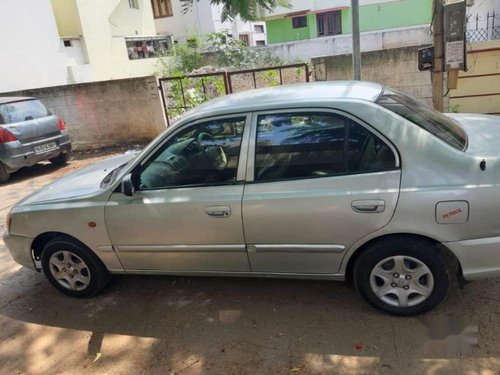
[0,100,49,124]
[254,112,397,182]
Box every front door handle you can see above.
[352,200,386,213]
[205,205,231,218]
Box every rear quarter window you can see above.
[0,100,50,124]
[377,91,467,151]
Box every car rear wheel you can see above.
[49,152,71,166]
[0,162,10,183]
[41,237,109,297]
[354,237,449,316]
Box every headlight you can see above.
[6,212,11,234]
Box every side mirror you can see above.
[122,174,135,196]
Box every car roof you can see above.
[191,81,384,114]
[0,96,36,105]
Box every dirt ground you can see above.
[1,150,500,375]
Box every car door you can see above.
[105,114,252,272]
[242,109,401,274]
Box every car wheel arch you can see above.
[344,233,460,282]
[32,232,105,270]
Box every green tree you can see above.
[179,0,290,21]
[206,31,282,69]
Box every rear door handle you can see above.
[352,200,386,213]
[205,205,231,218]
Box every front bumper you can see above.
[2,232,36,270]
[445,236,500,280]
[0,134,72,171]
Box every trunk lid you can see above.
[446,113,500,156]
[0,99,60,143]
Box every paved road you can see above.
[1,153,500,374]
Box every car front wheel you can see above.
[354,237,449,316]
[41,237,109,297]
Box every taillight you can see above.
[0,127,17,143]
[58,117,66,131]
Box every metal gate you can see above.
[159,63,310,125]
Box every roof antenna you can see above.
[480,159,486,171]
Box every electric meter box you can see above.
[418,46,434,71]
[443,1,467,71]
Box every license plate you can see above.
[34,142,58,154]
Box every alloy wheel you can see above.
[369,255,434,307]
[49,250,91,291]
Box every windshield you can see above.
[0,99,49,124]
[377,90,467,151]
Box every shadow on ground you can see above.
[2,162,63,187]
[1,264,500,374]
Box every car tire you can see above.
[41,237,109,298]
[354,237,449,316]
[49,152,71,166]
[0,162,10,183]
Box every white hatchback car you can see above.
[5,81,500,315]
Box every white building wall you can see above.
[209,3,232,33]
[0,0,68,92]
[109,0,157,36]
[154,0,204,42]
[63,39,87,66]
[234,20,267,46]
[252,23,268,46]
[69,0,160,83]
[154,0,267,46]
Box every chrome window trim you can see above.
[246,107,401,183]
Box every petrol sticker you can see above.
[442,208,463,220]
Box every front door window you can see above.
[139,117,246,190]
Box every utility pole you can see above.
[351,0,361,80]
[432,0,444,111]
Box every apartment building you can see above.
[0,0,171,92]
[151,0,267,46]
[51,0,170,83]
[261,0,433,44]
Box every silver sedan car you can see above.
[4,81,499,315]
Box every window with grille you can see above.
[292,16,307,29]
[316,11,342,36]
[151,0,173,18]
[254,25,265,33]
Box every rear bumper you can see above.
[2,232,36,271]
[0,134,71,171]
[445,236,500,280]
